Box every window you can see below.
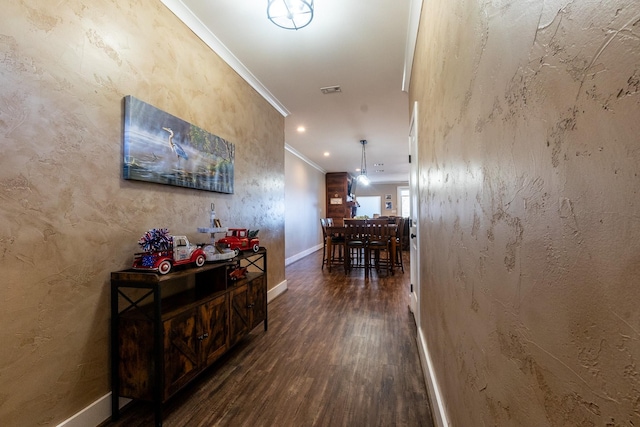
[398,186,410,217]
[355,196,381,218]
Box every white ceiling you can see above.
[162,0,417,184]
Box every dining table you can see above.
[324,224,397,276]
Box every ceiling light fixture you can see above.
[357,140,370,186]
[267,0,314,30]
[320,85,342,94]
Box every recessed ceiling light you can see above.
[323,152,330,157]
[297,126,306,132]
[355,168,361,172]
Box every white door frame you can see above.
[397,186,410,218]
[409,101,449,427]
[408,101,420,326]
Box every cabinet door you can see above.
[229,284,250,347]
[118,317,154,400]
[249,276,266,330]
[199,294,228,367]
[163,308,199,398]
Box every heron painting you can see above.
[162,127,189,161]
[123,96,234,194]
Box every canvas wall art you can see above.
[123,96,234,194]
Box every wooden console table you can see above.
[110,248,267,427]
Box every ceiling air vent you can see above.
[320,85,342,94]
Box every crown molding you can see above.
[402,0,424,92]
[285,144,326,174]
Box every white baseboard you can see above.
[56,393,130,427]
[267,279,287,303]
[416,326,450,427]
[285,244,322,266]
[409,290,418,314]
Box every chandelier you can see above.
[358,140,370,186]
[267,0,314,30]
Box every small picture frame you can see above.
[385,201,393,210]
[385,194,392,200]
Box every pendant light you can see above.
[358,140,370,186]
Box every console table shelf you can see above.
[110,248,267,427]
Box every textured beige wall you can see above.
[0,0,284,425]
[411,0,640,425]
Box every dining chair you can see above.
[327,226,345,272]
[320,218,329,270]
[368,222,396,275]
[321,218,345,272]
[394,217,405,273]
[343,219,369,276]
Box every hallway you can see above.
[108,250,434,426]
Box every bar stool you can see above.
[344,220,369,276]
[394,217,405,273]
[368,222,395,276]
[322,218,345,272]
[320,218,329,270]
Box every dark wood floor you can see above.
[106,249,434,427]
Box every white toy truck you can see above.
[132,235,206,274]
